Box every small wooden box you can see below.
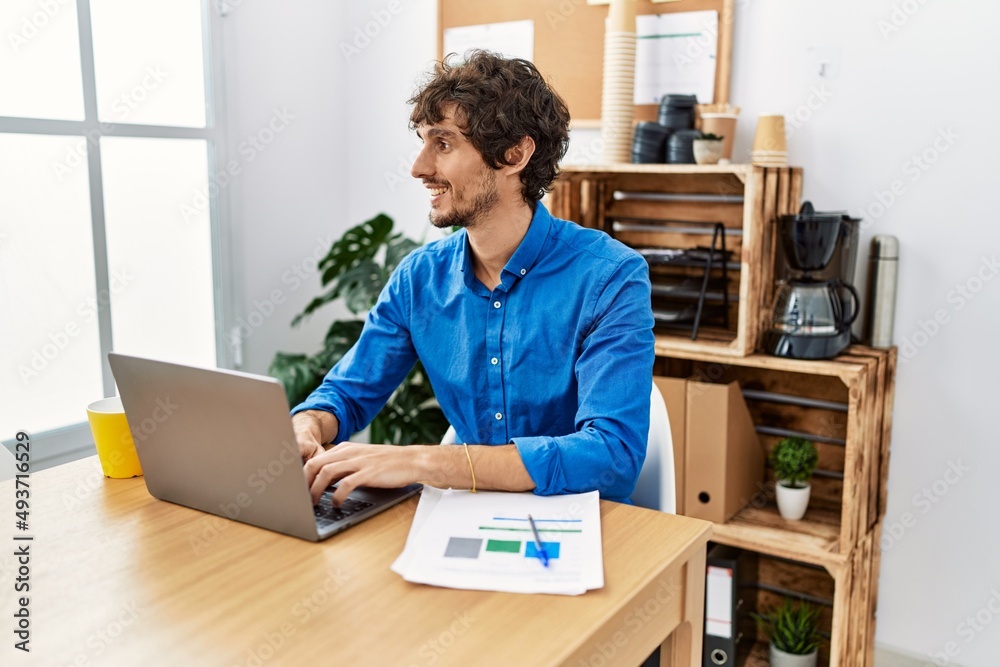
[551,163,803,357]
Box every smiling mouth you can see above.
[428,186,448,196]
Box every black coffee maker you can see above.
[763,202,861,359]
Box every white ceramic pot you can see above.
[693,139,724,165]
[776,481,811,520]
[770,644,818,667]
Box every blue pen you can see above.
[527,514,549,567]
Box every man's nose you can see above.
[410,145,432,180]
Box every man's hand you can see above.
[304,443,426,506]
[303,442,536,506]
[291,410,339,462]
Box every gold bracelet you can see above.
[462,442,477,493]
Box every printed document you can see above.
[392,488,603,595]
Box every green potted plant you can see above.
[770,436,819,520]
[693,132,725,165]
[754,598,822,667]
[269,213,450,445]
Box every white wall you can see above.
[226,1,1000,664]
[344,0,443,243]
[222,0,351,375]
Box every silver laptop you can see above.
[108,352,421,542]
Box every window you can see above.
[0,0,230,466]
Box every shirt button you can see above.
[491,357,498,365]
[520,268,526,275]
[493,301,501,308]
[495,412,503,420]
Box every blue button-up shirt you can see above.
[293,203,655,502]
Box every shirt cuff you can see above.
[290,398,350,444]
[511,436,566,496]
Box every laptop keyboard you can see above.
[313,493,375,527]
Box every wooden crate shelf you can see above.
[710,524,883,667]
[655,345,897,560]
[551,163,803,356]
[649,346,895,667]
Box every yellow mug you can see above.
[86,397,143,478]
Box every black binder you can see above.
[703,544,757,666]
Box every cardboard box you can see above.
[636,376,764,523]
[635,376,763,522]
[683,379,764,524]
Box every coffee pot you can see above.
[763,202,862,359]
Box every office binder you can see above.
[684,380,764,524]
[703,544,756,666]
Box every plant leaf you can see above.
[384,234,421,274]
[268,352,324,408]
[319,213,394,285]
[334,260,389,315]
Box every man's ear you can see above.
[505,136,536,173]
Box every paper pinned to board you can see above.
[443,19,534,62]
[634,11,718,105]
[392,488,603,595]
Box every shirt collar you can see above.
[458,202,553,293]
[502,201,551,286]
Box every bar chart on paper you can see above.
[392,489,604,595]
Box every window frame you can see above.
[0,0,235,469]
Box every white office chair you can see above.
[631,382,676,514]
[439,383,676,514]
[0,445,17,483]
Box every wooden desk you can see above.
[0,457,711,666]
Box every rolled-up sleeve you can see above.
[291,257,418,444]
[512,253,654,501]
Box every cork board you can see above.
[437,0,734,125]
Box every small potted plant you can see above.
[693,132,725,164]
[754,598,822,667]
[770,436,818,520]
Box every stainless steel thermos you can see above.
[863,235,899,348]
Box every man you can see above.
[292,50,654,506]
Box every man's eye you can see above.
[438,142,449,150]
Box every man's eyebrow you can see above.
[424,127,457,140]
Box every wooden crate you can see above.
[551,164,802,357]
[733,525,882,667]
[653,346,897,572]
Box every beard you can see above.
[428,167,500,230]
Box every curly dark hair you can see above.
[408,50,571,204]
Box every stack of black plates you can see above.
[631,122,671,164]
[657,94,698,130]
[667,129,702,164]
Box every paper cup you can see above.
[752,115,787,153]
[87,397,143,478]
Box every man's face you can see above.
[410,107,500,229]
